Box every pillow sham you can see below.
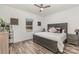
[48,27,57,33]
[62,29,65,33]
[55,28,62,33]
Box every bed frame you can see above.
[33,23,68,53]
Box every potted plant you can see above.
[0,18,5,31]
[5,23,10,32]
[0,17,10,32]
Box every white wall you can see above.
[0,5,43,43]
[43,6,79,34]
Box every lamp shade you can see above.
[75,29,79,32]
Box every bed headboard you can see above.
[48,23,68,38]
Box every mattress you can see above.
[34,32,66,52]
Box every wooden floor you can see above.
[9,39,79,54]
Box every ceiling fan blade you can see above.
[34,4,41,8]
[43,5,51,8]
[40,4,43,7]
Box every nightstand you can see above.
[68,34,79,45]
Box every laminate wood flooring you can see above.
[9,39,79,54]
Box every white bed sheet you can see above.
[34,32,66,52]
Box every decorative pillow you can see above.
[55,28,62,33]
[48,27,57,33]
[62,29,65,33]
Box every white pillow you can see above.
[49,27,57,33]
[62,29,65,33]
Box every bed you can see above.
[33,23,68,53]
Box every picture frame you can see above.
[38,21,41,26]
[10,18,18,25]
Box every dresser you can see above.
[0,32,9,54]
[68,34,79,45]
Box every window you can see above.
[26,18,33,32]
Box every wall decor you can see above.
[10,18,18,25]
[38,21,41,26]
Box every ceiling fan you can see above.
[34,4,51,12]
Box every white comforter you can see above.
[34,32,66,52]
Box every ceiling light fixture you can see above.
[40,8,44,11]
[34,4,51,12]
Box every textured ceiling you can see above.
[3,4,79,16]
